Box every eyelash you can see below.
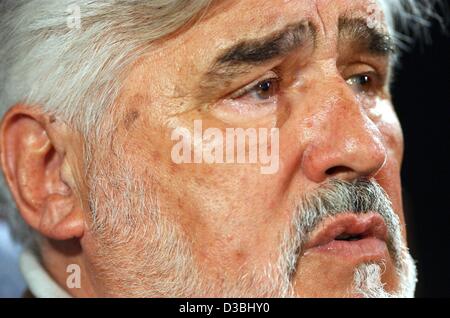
[229,72,281,100]
[346,72,381,94]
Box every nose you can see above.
[301,83,387,183]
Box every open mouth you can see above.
[335,233,367,241]
[303,213,389,260]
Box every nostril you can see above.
[325,166,353,176]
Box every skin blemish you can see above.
[151,150,161,162]
[123,109,140,130]
[234,249,247,262]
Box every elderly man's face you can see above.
[19,0,413,297]
[76,0,411,297]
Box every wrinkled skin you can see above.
[0,0,407,297]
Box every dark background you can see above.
[392,10,450,297]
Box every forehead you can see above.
[170,0,386,54]
[204,0,384,35]
[148,0,387,70]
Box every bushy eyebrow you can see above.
[338,17,395,56]
[197,20,316,98]
[216,20,316,66]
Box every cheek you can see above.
[376,157,407,239]
[370,99,407,232]
[123,118,283,252]
[370,97,404,162]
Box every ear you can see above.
[0,104,84,240]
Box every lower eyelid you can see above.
[211,98,279,119]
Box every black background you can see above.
[392,12,450,297]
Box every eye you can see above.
[211,71,281,123]
[230,72,280,102]
[251,78,280,100]
[346,73,377,93]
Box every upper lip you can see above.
[304,213,388,250]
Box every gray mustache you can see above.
[296,178,397,238]
[283,178,403,276]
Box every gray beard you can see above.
[87,157,417,297]
[274,178,417,298]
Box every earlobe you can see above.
[0,105,84,241]
[39,194,84,240]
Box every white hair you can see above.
[0,0,439,245]
[0,0,214,245]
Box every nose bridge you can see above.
[300,77,387,183]
[324,81,382,146]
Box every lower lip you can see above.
[306,237,388,260]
